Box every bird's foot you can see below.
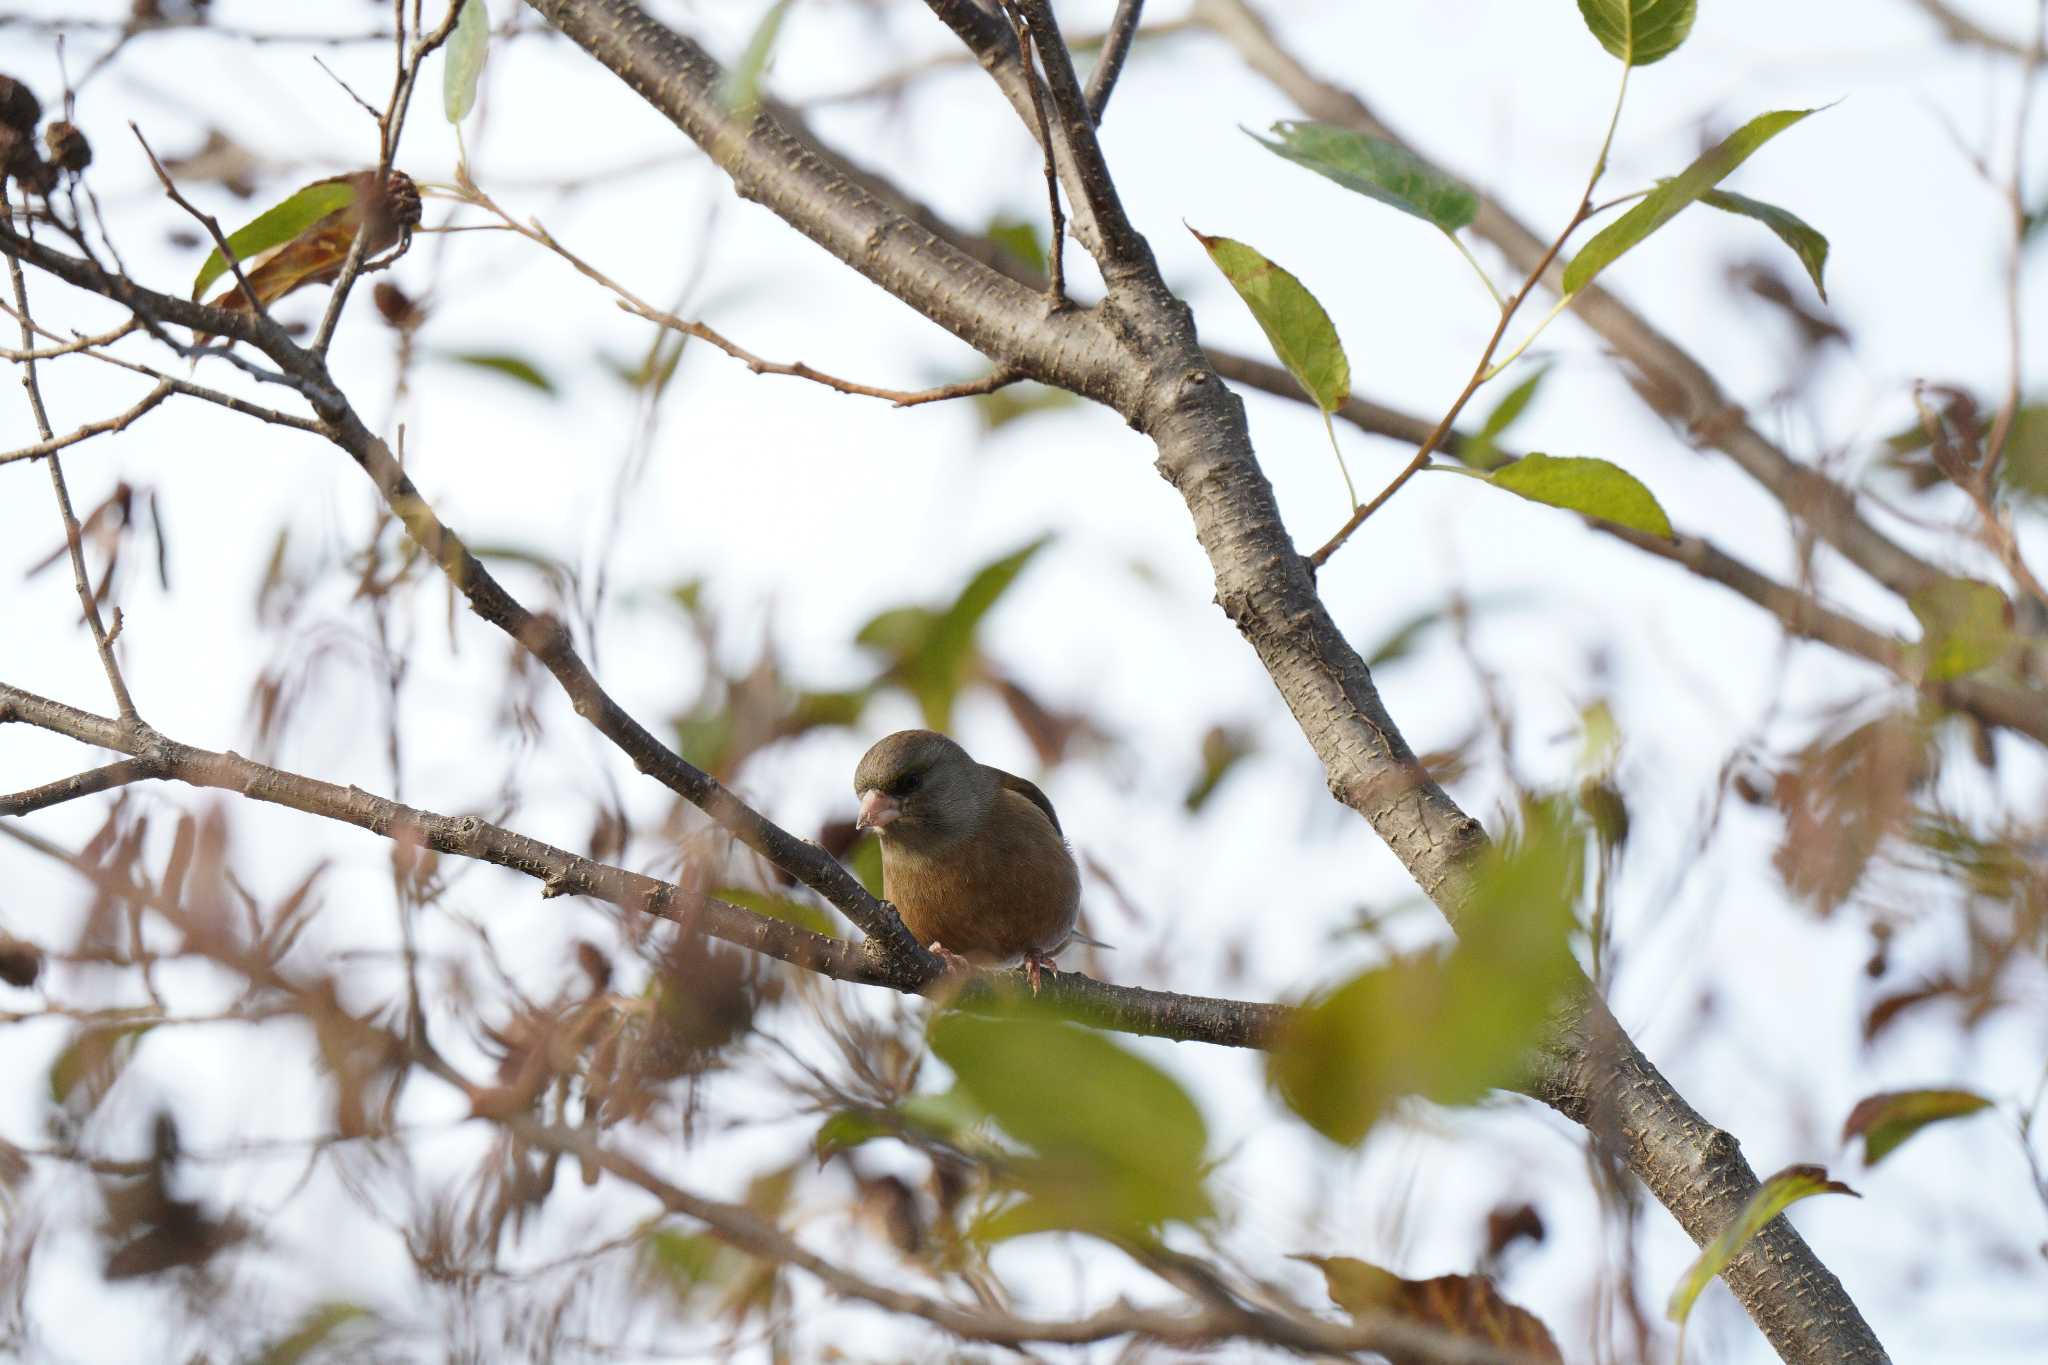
[927,941,974,976]
[1022,952,1059,995]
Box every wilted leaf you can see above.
[1574,0,1696,67]
[1908,578,2012,681]
[1700,190,1829,301]
[931,1006,1211,1238]
[191,180,358,300]
[1564,109,1819,296]
[195,172,421,323]
[1773,712,1931,913]
[1246,121,1477,233]
[1271,799,1584,1144]
[1841,1089,1993,1166]
[1191,229,1349,414]
[1484,452,1673,538]
[1296,1256,1563,1363]
[443,351,558,396]
[1668,1165,1858,1327]
[443,0,490,124]
[720,0,793,116]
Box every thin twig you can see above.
[0,758,156,817]
[130,124,272,333]
[0,378,171,467]
[1001,1,1067,303]
[4,201,141,723]
[1084,0,1146,122]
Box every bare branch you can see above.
[1084,0,1146,123]
[0,377,170,467]
[0,757,154,817]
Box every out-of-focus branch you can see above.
[514,1116,1533,1363]
[1904,0,2036,55]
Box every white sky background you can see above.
[2,0,2047,1361]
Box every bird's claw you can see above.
[927,941,974,975]
[1022,953,1058,995]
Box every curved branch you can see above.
[0,681,1286,1050]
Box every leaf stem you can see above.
[1448,232,1506,311]
[1322,409,1359,509]
[1307,62,1631,568]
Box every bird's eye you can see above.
[888,771,923,797]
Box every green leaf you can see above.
[1563,108,1819,296]
[720,0,793,117]
[856,537,1051,730]
[847,832,884,898]
[1668,1165,1858,1326]
[443,0,490,124]
[1484,452,1673,538]
[192,181,357,300]
[1575,0,1696,67]
[973,381,1077,433]
[1908,577,2012,681]
[1699,189,1830,301]
[1460,365,1549,470]
[444,351,558,395]
[1841,1089,1994,1167]
[985,214,1048,275]
[1191,229,1349,414]
[931,1006,1212,1238]
[1246,121,1477,234]
[813,1108,894,1158]
[257,1303,373,1365]
[48,1022,154,1109]
[642,1228,729,1293]
[716,887,838,939]
[1271,799,1584,1144]
[1184,724,1255,813]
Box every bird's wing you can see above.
[988,767,1062,836]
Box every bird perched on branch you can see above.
[853,729,1088,992]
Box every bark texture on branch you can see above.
[515,3,1889,1360]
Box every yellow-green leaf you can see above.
[1700,189,1830,301]
[1485,453,1673,538]
[1908,577,2012,681]
[1575,0,1696,67]
[1192,229,1349,414]
[1668,1165,1858,1327]
[191,181,357,300]
[1564,108,1819,297]
[1246,121,1477,234]
[444,351,558,395]
[720,0,793,117]
[256,1303,374,1365]
[1271,799,1584,1145]
[1460,364,1549,470]
[716,887,838,939]
[932,1006,1211,1238]
[1841,1089,1994,1166]
[443,0,490,124]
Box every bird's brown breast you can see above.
[881,787,1079,963]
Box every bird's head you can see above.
[853,729,993,852]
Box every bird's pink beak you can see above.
[855,788,900,832]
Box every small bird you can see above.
[853,729,1084,992]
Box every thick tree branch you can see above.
[498,5,1890,1360]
